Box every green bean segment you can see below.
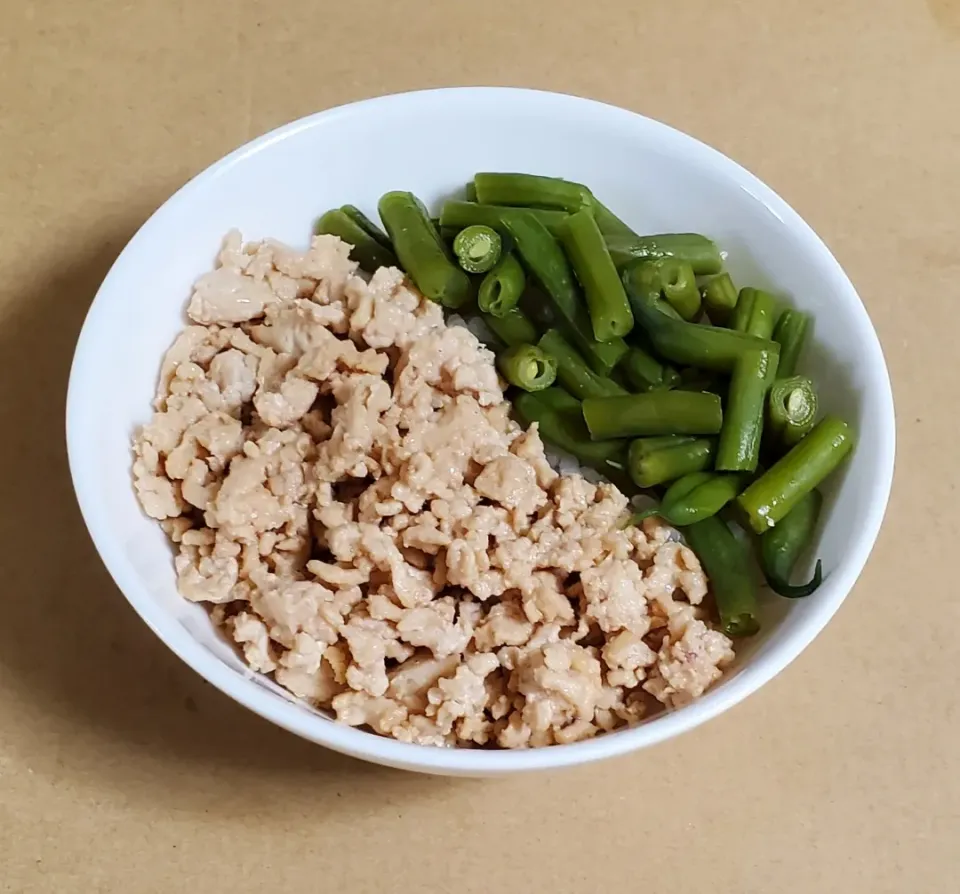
[474,172,592,213]
[768,376,818,447]
[497,344,557,392]
[559,208,635,341]
[606,233,723,275]
[453,225,502,273]
[772,309,812,379]
[478,252,526,317]
[717,348,776,472]
[731,287,779,339]
[658,258,702,321]
[701,272,738,326]
[628,438,716,488]
[684,517,760,637]
[583,391,723,440]
[317,208,398,272]
[538,329,627,400]
[378,191,472,308]
[737,415,855,533]
[622,261,780,372]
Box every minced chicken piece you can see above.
[132,229,736,749]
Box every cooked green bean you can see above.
[701,272,738,326]
[737,415,855,533]
[760,489,823,598]
[620,346,679,392]
[317,208,398,272]
[473,172,592,213]
[538,329,627,400]
[340,204,393,249]
[654,472,748,526]
[627,438,716,488]
[730,287,778,339]
[772,308,811,378]
[768,376,818,446]
[658,258,702,321]
[483,307,539,347]
[630,435,698,456]
[513,389,632,488]
[477,252,525,317]
[504,211,627,374]
[439,200,569,238]
[464,180,478,202]
[683,516,760,637]
[606,233,723,275]
[559,208,635,341]
[497,344,557,392]
[622,260,780,372]
[378,192,472,309]
[453,225,502,273]
[717,348,777,472]
[592,199,639,241]
[583,391,723,440]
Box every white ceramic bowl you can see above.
[66,87,895,775]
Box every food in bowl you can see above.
[131,172,855,749]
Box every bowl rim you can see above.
[66,86,896,775]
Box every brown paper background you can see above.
[1,0,957,890]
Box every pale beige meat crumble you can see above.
[132,230,735,748]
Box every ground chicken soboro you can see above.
[132,230,735,748]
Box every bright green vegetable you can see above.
[683,516,760,637]
[657,258,702,321]
[378,191,472,308]
[483,307,539,347]
[559,208,635,341]
[651,471,748,526]
[605,233,723,275]
[760,489,824,598]
[730,287,778,339]
[465,181,478,202]
[497,344,557,392]
[473,172,592,213]
[513,389,631,488]
[504,211,627,374]
[620,346,680,392]
[477,252,526,317]
[439,200,569,237]
[340,204,393,249]
[583,391,723,440]
[622,260,780,372]
[316,209,398,272]
[768,376,818,447]
[630,435,697,455]
[453,225,502,273]
[701,272,738,325]
[717,348,777,471]
[737,415,856,533]
[772,309,811,379]
[627,437,716,488]
[591,199,639,241]
[538,329,626,400]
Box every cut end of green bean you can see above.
[497,344,557,392]
[453,225,502,273]
[701,272,738,326]
[478,252,526,317]
[768,375,819,448]
[658,258,702,322]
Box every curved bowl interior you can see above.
[66,87,895,775]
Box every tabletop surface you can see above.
[1,1,957,891]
